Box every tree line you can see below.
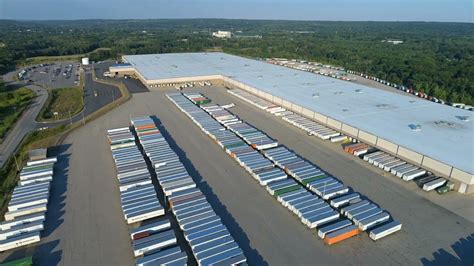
[0,19,472,104]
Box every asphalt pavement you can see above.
[24,62,79,89]
[94,61,149,93]
[9,88,471,265]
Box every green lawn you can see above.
[21,47,111,66]
[40,87,84,121]
[0,87,35,140]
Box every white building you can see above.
[212,31,233,39]
[81,57,90,65]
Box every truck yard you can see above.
[2,83,470,265]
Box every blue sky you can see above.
[0,0,472,22]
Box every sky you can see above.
[0,0,472,22]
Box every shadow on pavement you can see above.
[1,240,61,265]
[420,233,474,266]
[42,144,71,237]
[33,239,62,266]
[152,116,268,266]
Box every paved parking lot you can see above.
[4,86,469,265]
[22,62,80,89]
[39,71,121,128]
[93,61,149,93]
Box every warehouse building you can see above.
[110,52,474,194]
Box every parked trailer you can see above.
[384,161,406,172]
[423,178,447,191]
[318,219,353,239]
[363,151,384,161]
[26,157,57,166]
[199,246,244,265]
[330,135,347,143]
[0,213,45,231]
[347,204,378,220]
[330,193,360,208]
[19,176,53,186]
[369,221,402,241]
[4,203,47,221]
[340,200,369,216]
[395,166,420,178]
[130,219,171,240]
[390,164,415,175]
[135,246,184,266]
[0,231,41,252]
[402,169,427,181]
[324,225,360,245]
[8,194,49,211]
[132,230,177,257]
[358,212,390,231]
[0,220,44,240]
[415,175,438,188]
[138,250,187,266]
[306,210,340,228]
[126,206,165,224]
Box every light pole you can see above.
[13,155,20,172]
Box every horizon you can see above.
[1,18,472,24]
[0,0,472,23]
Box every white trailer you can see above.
[0,231,41,252]
[369,221,402,241]
[402,169,427,181]
[19,176,53,186]
[423,178,447,191]
[0,220,44,240]
[4,203,47,221]
[26,157,57,166]
[0,212,45,230]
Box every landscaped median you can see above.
[37,87,84,121]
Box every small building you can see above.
[382,39,404,44]
[212,31,233,39]
[29,148,47,161]
[109,63,135,77]
[81,57,90,65]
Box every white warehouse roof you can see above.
[122,52,474,176]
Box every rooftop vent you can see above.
[409,100,416,103]
[334,91,344,95]
[409,124,422,131]
[434,120,456,128]
[456,116,470,122]
[244,64,250,67]
[342,109,349,112]
[355,89,363,93]
[312,93,320,98]
[257,75,263,79]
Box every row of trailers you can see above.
[227,88,454,195]
[0,156,57,252]
[167,92,402,245]
[343,143,452,194]
[129,116,247,266]
[227,89,345,142]
[106,128,188,265]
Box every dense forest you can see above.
[0,19,473,104]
